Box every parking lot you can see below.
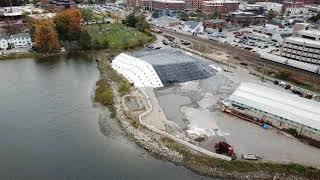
[150,16,280,56]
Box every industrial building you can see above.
[260,27,320,73]
[280,29,320,65]
[112,48,215,87]
[227,83,320,141]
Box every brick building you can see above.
[202,0,239,15]
[151,0,186,11]
[303,0,320,4]
[223,12,265,26]
[185,0,204,11]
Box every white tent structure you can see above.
[112,53,163,88]
[228,83,320,140]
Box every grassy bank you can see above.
[94,55,132,118]
[162,137,320,179]
[85,24,154,50]
[0,52,47,60]
[94,78,116,118]
[270,70,320,93]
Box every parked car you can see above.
[182,41,191,45]
[240,61,248,66]
[284,84,291,90]
[162,39,169,45]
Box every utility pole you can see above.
[227,53,230,71]
[261,63,266,82]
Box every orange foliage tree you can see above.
[34,20,60,53]
[54,8,82,41]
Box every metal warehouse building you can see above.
[228,83,320,141]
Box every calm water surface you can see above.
[0,54,216,180]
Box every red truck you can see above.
[215,141,236,160]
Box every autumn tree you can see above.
[54,8,82,41]
[34,20,59,53]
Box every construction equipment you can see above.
[215,141,236,159]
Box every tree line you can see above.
[32,8,88,53]
[32,9,152,53]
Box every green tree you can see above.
[124,13,138,28]
[123,13,150,32]
[208,12,220,20]
[54,16,69,40]
[267,10,278,20]
[79,30,91,50]
[152,11,159,18]
[81,8,94,23]
[179,11,189,21]
[135,15,150,32]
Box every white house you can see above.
[0,35,9,50]
[182,21,204,34]
[8,33,32,48]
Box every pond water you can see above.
[0,53,216,180]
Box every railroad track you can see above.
[158,28,320,85]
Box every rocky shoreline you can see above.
[97,57,184,163]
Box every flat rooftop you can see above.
[285,36,320,47]
[297,29,320,38]
[229,83,320,131]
